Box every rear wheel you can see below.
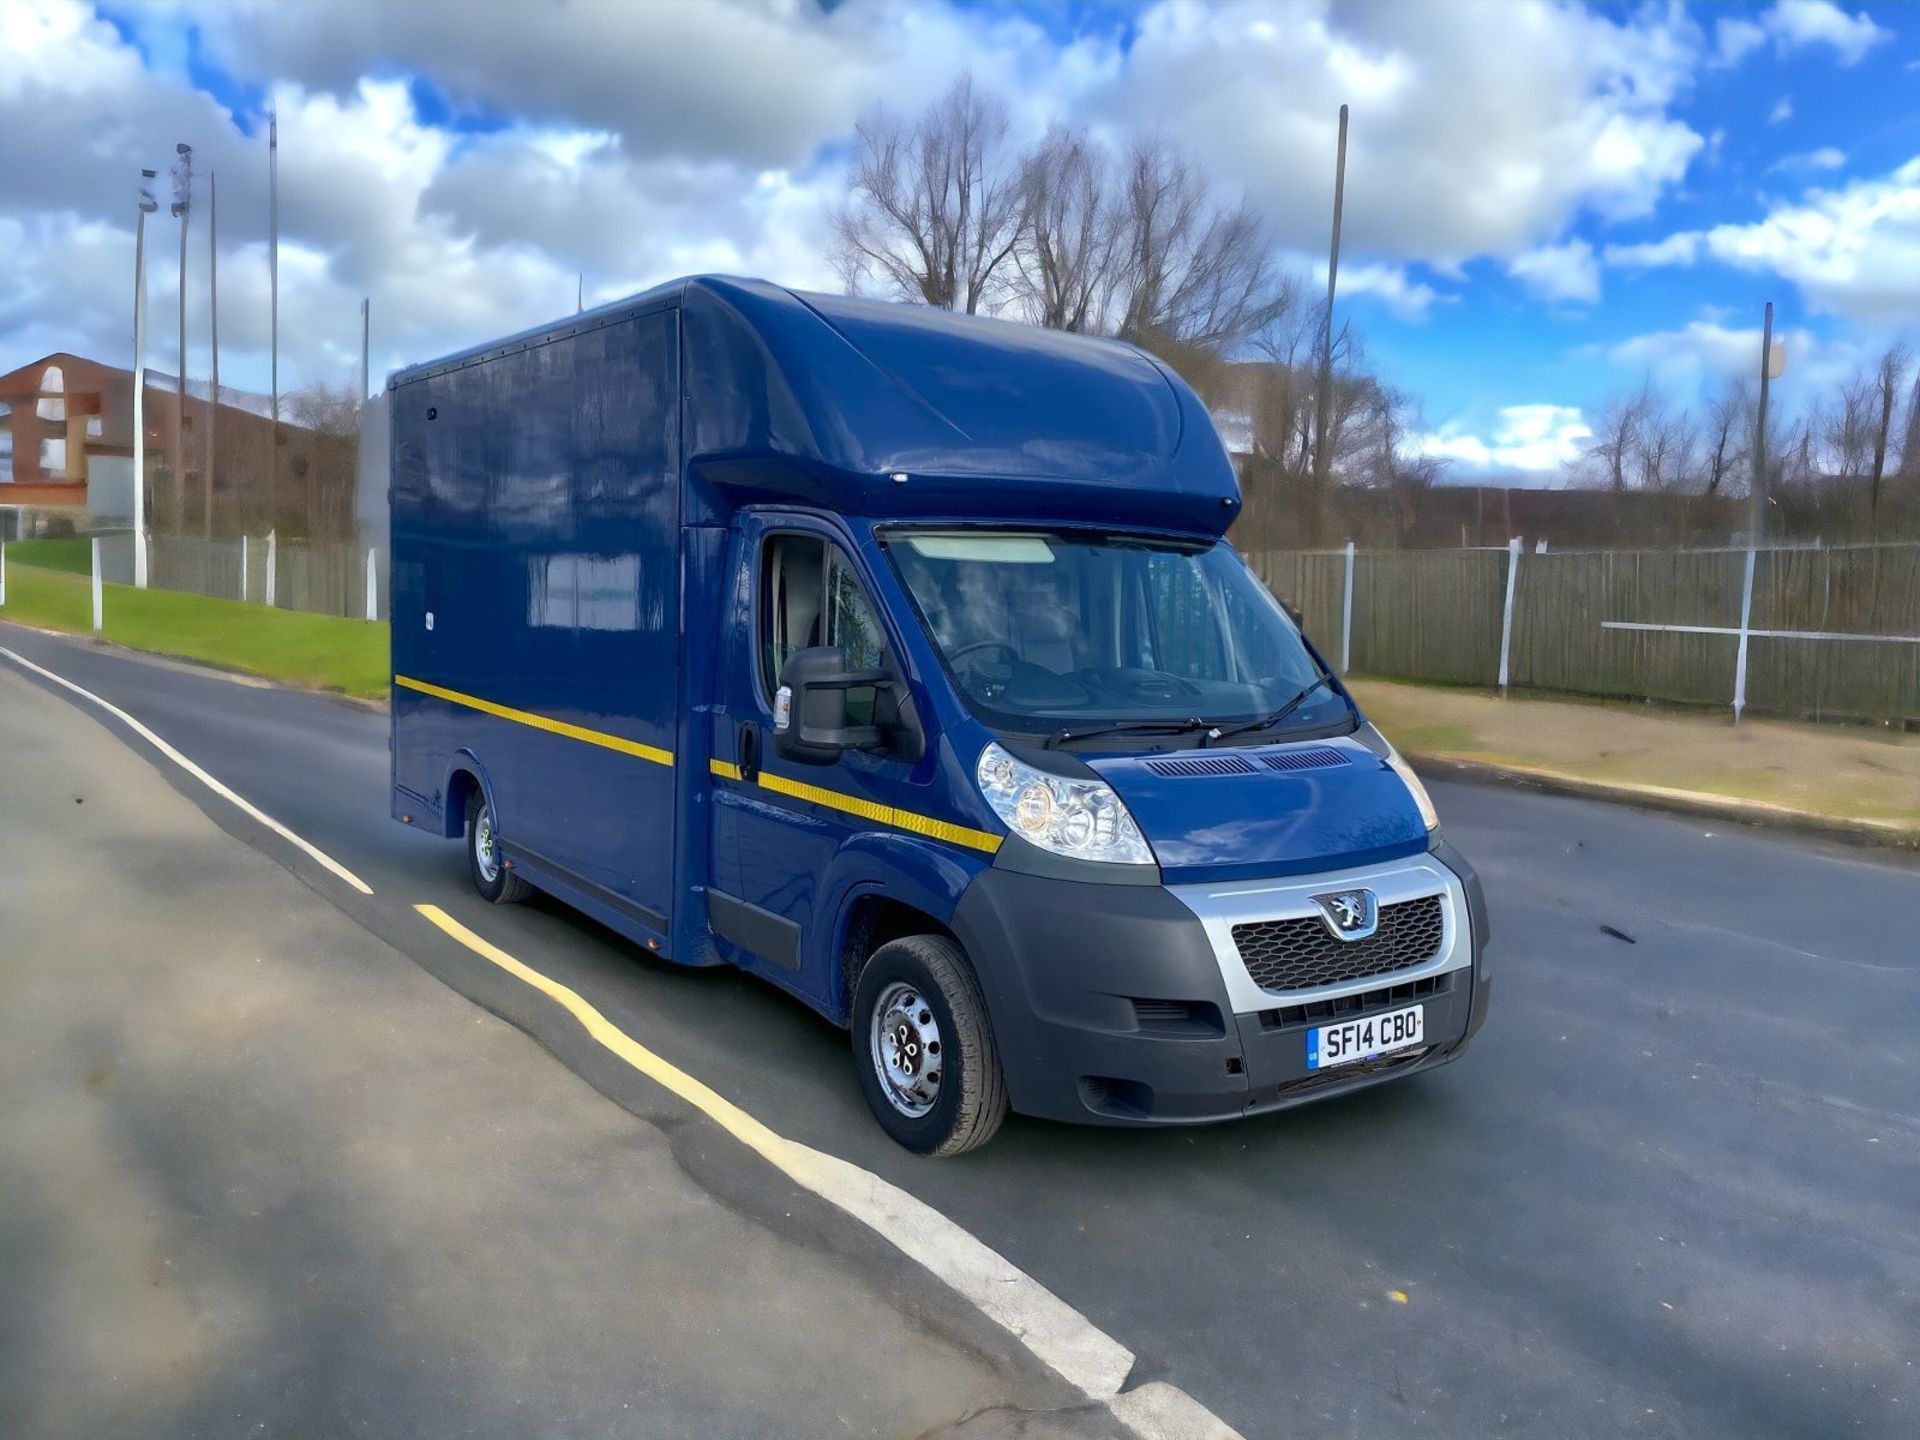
[466,790,532,904]
[853,934,1007,1156]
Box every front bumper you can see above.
[949,840,1492,1127]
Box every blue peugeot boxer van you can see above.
[389,276,1491,1155]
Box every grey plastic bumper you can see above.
[949,839,1491,1127]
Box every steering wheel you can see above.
[947,640,1019,667]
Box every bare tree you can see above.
[1902,373,1920,483]
[1869,343,1911,516]
[1577,385,1651,491]
[1702,378,1751,497]
[1110,137,1300,353]
[1009,127,1115,333]
[1634,395,1697,493]
[1248,317,1319,475]
[1819,373,1877,481]
[831,73,1026,314]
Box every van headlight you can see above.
[975,742,1154,866]
[1384,743,1440,831]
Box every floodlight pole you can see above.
[1311,103,1349,508]
[269,109,280,536]
[207,170,219,540]
[1750,301,1774,545]
[172,144,193,534]
[132,169,158,587]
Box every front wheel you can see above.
[853,935,1007,1156]
[466,791,532,904]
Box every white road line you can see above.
[0,645,374,896]
[415,903,1245,1440]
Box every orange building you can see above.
[0,352,354,537]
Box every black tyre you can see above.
[466,790,532,904]
[853,934,1008,1156]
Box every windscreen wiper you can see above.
[1044,718,1216,750]
[1205,674,1338,746]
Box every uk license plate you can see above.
[1307,1004,1424,1070]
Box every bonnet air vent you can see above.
[1144,755,1257,778]
[1258,747,1351,773]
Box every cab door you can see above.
[710,516,903,1007]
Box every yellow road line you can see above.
[411,903,1136,1403]
[706,758,1000,853]
[395,676,674,767]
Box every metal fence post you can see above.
[1340,540,1356,674]
[241,534,250,602]
[0,538,7,607]
[1497,535,1521,692]
[265,530,277,608]
[91,537,104,632]
[365,547,378,622]
[1733,546,1756,723]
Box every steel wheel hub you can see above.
[870,981,943,1118]
[475,804,500,885]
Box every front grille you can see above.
[1232,894,1445,994]
[1256,971,1454,1031]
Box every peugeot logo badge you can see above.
[1311,888,1380,942]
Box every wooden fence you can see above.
[147,534,386,621]
[1250,542,1920,725]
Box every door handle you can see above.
[738,721,762,782]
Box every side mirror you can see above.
[772,646,886,765]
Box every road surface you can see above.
[2,620,1915,1439]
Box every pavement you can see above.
[0,658,1119,1440]
[3,618,1919,1439]
[1352,677,1920,843]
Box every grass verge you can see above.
[1350,676,1920,837]
[5,537,95,574]
[0,564,387,701]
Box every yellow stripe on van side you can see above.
[395,676,675,768]
[707,757,1001,854]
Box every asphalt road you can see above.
[4,621,1917,1440]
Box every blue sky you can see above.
[4,0,1916,484]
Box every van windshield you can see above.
[882,529,1348,740]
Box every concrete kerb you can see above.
[1409,752,1920,854]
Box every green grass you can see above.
[5,537,95,574]
[0,564,388,700]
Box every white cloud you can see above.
[1713,16,1768,66]
[1767,146,1848,174]
[1711,2,1891,67]
[0,0,1733,399]
[1418,404,1593,476]
[1507,239,1601,304]
[1769,95,1794,124]
[1077,0,1707,267]
[1763,0,1892,65]
[1700,159,1920,322]
[1604,232,1704,267]
[1597,157,1920,323]
[1603,319,1863,410]
[1325,262,1449,322]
